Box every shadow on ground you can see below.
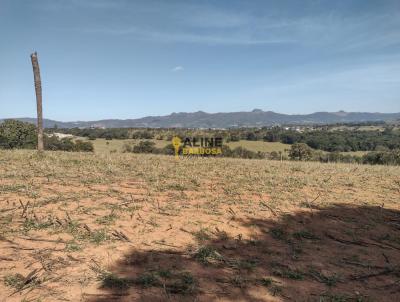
[85,204,400,302]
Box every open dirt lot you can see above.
[0,150,399,301]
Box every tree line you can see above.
[0,120,93,152]
[53,123,400,152]
[123,140,400,166]
[2,120,399,165]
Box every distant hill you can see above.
[1,110,400,128]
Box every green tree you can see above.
[288,143,313,161]
[44,137,94,152]
[73,140,94,152]
[132,141,157,153]
[0,120,37,149]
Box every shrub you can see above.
[74,140,94,152]
[132,141,157,153]
[289,143,313,161]
[44,136,75,151]
[362,150,400,165]
[44,136,94,152]
[88,134,97,140]
[160,144,176,155]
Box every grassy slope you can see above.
[0,150,399,301]
[226,140,290,153]
[87,138,368,157]
[89,138,169,153]
[89,138,290,154]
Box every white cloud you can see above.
[171,66,184,72]
[75,1,400,49]
[85,26,294,45]
[42,0,123,10]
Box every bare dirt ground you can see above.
[0,150,399,302]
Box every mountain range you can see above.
[2,110,400,128]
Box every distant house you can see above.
[47,132,74,139]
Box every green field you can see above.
[227,140,290,153]
[88,138,291,154]
[84,138,374,160]
[340,150,368,156]
[86,138,169,153]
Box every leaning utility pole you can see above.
[30,52,44,152]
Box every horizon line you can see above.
[2,109,400,123]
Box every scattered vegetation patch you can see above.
[193,228,212,242]
[98,268,197,295]
[89,229,110,244]
[194,246,224,265]
[135,272,159,288]
[3,274,25,290]
[309,269,341,287]
[270,227,287,240]
[100,273,131,290]
[165,272,196,295]
[230,258,259,271]
[95,212,118,225]
[23,218,54,232]
[230,274,249,288]
[293,230,320,240]
[273,267,304,280]
[65,240,82,252]
[260,276,276,287]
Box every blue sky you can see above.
[1,0,400,121]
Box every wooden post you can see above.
[30,52,44,152]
